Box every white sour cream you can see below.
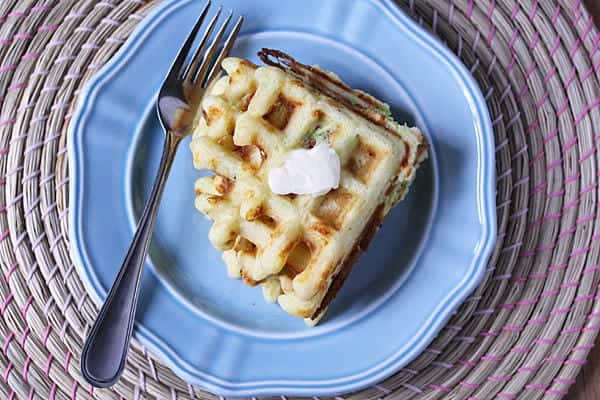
[268,143,341,196]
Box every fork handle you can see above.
[81,133,181,388]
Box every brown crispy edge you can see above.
[311,204,385,319]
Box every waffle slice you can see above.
[190,49,428,325]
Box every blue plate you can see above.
[69,0,496,396]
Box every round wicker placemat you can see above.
[0,0,599,399]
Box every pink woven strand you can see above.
[42,324,52,346]
[461,381,479,389]
[2,332,13,355]
[487,24,496,45]
[544,128,559,143]
[572,246,591,257]
[429,384,450,393]
[577,214,595,224]
[510,1,519,19]
[45,354,53,376]
[593,31,600,53]
[529,149,546,166]
[530,31,540,49]
[0,64,17,72]
[20,327,29,348]
[583,265,600,274]
[7,82,26,91]
[503,325,523,332]
[13,32,33,40]
[563,136,578,152]
[525,383,547,390]
[528,0,538,20]
[559,226,576,238]
[576,293,595,301]
[31,4,50,12]
[544,66,557,84]
[583,58,600,82]
[1,293,14,315]
[557,98,570,117]
[546,158,562,170]
[4,261,17,283]
[551,36,562,57]
[525,60,537,79]
[466,0,474,18]
[71,381,78,400]
[555,378,576,385]
[541,289,560,297]
[561,281,579,289]
[38,23,59,31]
[569,38,582,59]
[49,383,57,400]
[529,318,548,325]
[518,366,538,373]
[565,65,578,88]
[20,295,32,318]
[3,362,12,383]
[550,307,571,316]
[488,375,511,382]
[21,355,32,383]
[575,97,600,125]
[64,351,72,372]
[6,11,26,18]
[481,354,502,361]
[21,52,40,61]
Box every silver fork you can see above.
[80,2,243,388]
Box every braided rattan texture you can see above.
[0,0,599,399]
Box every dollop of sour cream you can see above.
[268,143,341,196]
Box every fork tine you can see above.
[165,1,211,81]
[203,16,243,88]
[193,11,233,86]
[183,6,223,84]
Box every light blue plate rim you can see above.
[68,0,497,395]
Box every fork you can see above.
[80,2,243,388]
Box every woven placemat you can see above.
[0,0,598,399]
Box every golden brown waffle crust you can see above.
[190,49,428,325]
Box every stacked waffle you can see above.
[190,49,427,325]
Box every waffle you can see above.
[189,49,428,325]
